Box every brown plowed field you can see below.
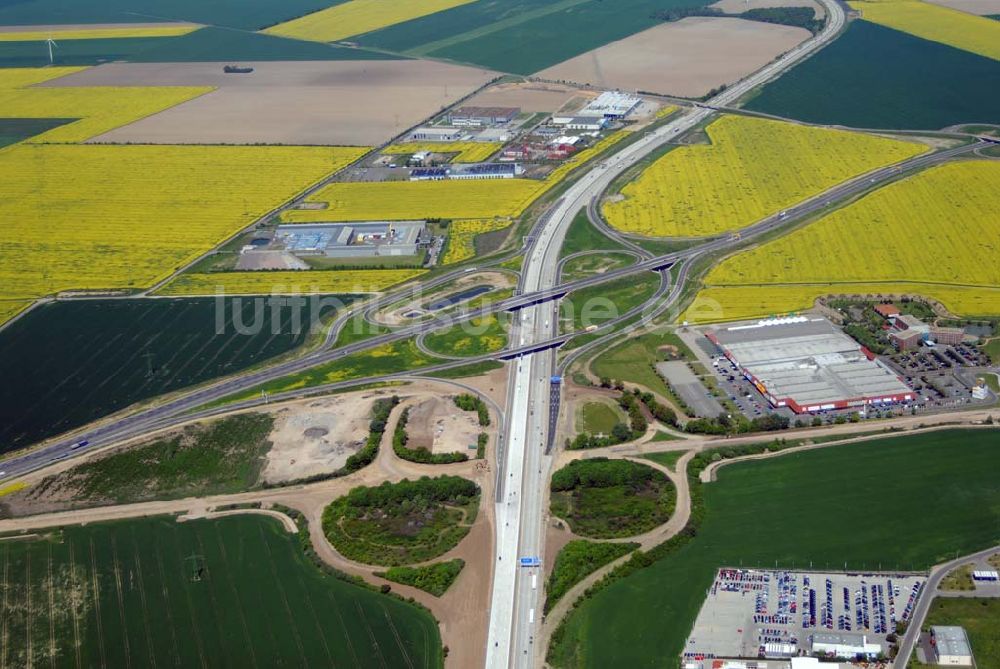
[42,60,499,146]
[535,17,810,98]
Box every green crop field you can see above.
[0,26,396,68]
[744,20,1000,130]
[0,118,73,148]
[0,296,356,455]
[549,429,1000,668]
[0,0,336,31]
[0,515,441,668]
[356,0,711,74]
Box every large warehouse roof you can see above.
[708,317,913,411]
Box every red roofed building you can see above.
[874,303,900,320]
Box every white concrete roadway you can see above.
[485,1,847,667]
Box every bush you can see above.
[322,476,480,566]
[453,393,491,426]
[550,459,675,539]
[376,559,465,597]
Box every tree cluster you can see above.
[551,457,659,493]
[453,393,491,426]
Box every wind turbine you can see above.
[45,35,58,64]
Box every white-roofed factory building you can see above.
[931,626,974,666]
[706,317,914,414]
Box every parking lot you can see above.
[684,569,924,663]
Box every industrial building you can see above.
[811,633,881,659]
[578,91,642,119]
[448,163,520,180]
[411,163,521,180]
[408,127,465,141]
[875,303,968,349]
[273,221,425,258]
[447,105,519,126]
[706,317,914,413]
[551,115,608,131]
[931,626,973,666]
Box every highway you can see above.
[485,0,854,665]
[0,3,990,663]
[0,131,983,487]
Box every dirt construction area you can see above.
[535,17,811,98]
[261,392,379,483]
[463,80,588,113]
[42,60,499,146]
[406,396,481,455]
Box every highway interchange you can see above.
[1,2,997,665]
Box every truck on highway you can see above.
[69,440,89,450]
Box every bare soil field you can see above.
[463,80,588,113]
[235,251,310,270]
[535,17,811,98]
[43,60,499,146]
[406,396,480,455]
[710,0,825,18]
[261,392,379,483]
[925,0,1000,13]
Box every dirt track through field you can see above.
[42,61,499,146]
[536,17,811,98]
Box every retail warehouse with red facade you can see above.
[706,317,914,414]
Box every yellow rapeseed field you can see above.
[383,142,503,163]
[285,131,631,223]
[0,67,370,300]
[263,0,475,42]
[157,269,425,296]
[685,160,1000,321]
[850,0,1000,61]
[603,115,926,237]
[283,179,543,222]
[0,144,367,300]
[0,67,212,143]
[441,218,512,264]
[0,25,199,41]
[683,284,1000,323]
[655,105,678,120]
